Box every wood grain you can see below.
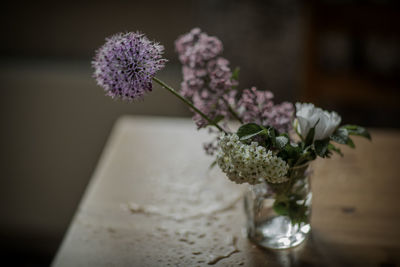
[52,116,400,267]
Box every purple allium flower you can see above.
[92,32,167,101]
[175,28,237,129]
[238,87,294,133]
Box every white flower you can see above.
[216,134,289,184]
[295,103,341,141]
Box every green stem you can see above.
[283,161,309,194]
[223,98,243,124]
[152,77,226,133]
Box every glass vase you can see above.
[244,164,312,249]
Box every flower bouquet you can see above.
[92,28,371,249]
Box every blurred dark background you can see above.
[0,0,399,266]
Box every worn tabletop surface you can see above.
[52,116,400,267]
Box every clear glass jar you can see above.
[244,164,312,249]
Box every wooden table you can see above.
[52,116,400,266]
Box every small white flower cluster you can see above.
[216,134,289,184]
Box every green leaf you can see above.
[296,150,316,165]
[231,67,240,81]
[275,136,289,149]
[278,142,301,163]
[239,129,265,141]
[274,197,310,226]
[328,143,343,156]
[237,123,264,140]
[330,128,348,144]
[209,160,217,169]
[347,137,355,148]
[330,128,355,148]
[314,139,330,157]
[342,125,371,140]
[273,201,289,216]
[268,127,277,139]
[305,120,319,147]
[268,127,277,147]
[288,203,309,226]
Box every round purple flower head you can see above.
[92,32,167,100]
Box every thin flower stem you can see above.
[223,98,243,124]
[153,77,227,133]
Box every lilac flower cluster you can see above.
[175,28,294,154]
[175,28,237,129]
[175,28,223,68]
[238,87,294,133]
[93,32,166,101]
